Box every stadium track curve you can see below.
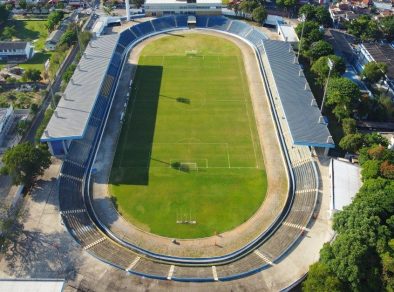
[58,15,319,281]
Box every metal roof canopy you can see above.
[41,33,119,142]
[0,278,65,292]
[262,40,335,148]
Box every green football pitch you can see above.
[109,33,267,238]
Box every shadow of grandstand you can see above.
[110,65,163,186]
[163,32,185,37]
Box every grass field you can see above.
[109,33,267,238]
[0,20,53,71]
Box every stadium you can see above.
[41,15,334,283]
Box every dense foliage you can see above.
[304,136,394,291]
[325,77,361,121]
[0,142,51,186]
[311,55,346,85]
[46,11,64,32]
[362,62,388,84]
[299,4,332,27]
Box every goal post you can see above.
[170,161,198,172]
[180,162,198,172]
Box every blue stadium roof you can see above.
[261,40,335,148]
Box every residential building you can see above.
[0,41,34,63]
[45,29,64,51]
[355,43,394,94]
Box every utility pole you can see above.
[297,14,306,61]
[321,58,334,113]
[45,59,56,109]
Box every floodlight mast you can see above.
[125,0,130,21]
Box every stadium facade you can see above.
[144,0,222,16]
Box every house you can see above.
[45,29,64,51]
[355,43,394,94]
[0,41,34,63]
[0,106,14,146]
[329,1,372,26]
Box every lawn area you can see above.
[109,33,267,239]
[0,19,54,71]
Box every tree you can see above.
[299,5,331,27]
[362,62,388,84]
[314,6,331,27]
[240,0,259,14]
[306,40,333,61]
[1,25,16,40]
[131,0,144,8]
[18,0,27,9]
[381,15,394,42]
[381,161,394,180]
[311,55,346,85]
[0,142,51,186]
[303,262,344,292]
[46,11,64,32]
[103,3,115,16]
[79,31,91,49]
[339,133,364,153]
[326,77,361,121]
[364,132,389,148]
[252,6,267,24]
[348,16,382,41]
[342,118,356,135]
[299,4,315,20]
[59,27,77,47]
[0,5,10,26]
[62,64,76,84]
[361,160,381,180]
[22,68,41,82]
[276,0,296,9]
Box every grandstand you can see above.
[44,15,333,282]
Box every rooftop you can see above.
[46,29,64,44]
[0,279,65,292]
[145,0,221,4]
[277,23,299,43]
[41,34,119,142]
[0,41,28,50]
[361,43,394,81]
[262,40,335,148]
[330,159,361,212]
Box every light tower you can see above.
[125,0,130,21]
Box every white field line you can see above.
[236,55,259,169]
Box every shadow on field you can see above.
[110,65,163,186]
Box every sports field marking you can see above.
[236,55,259,169]
[110,34,267,238]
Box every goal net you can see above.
[171,161,198,172]
[180,162,198,172]
[185,50,198,56]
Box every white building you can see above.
[0,42,34,63]
[329,158,362,218]
[277,23,299,43]
[144,0,222,16]
[0,106,14,146]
